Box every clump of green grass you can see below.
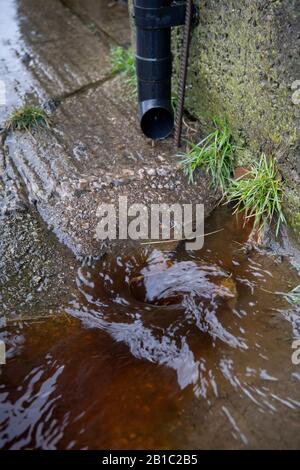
[179,117,287,236]
[179,118,236,191]
[5,105,50,132]
[111,46,137,97]
[226,153,286,235]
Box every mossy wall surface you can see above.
[129,0,300,232]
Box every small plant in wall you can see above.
[226,153,286,235]
[179,118,287,236]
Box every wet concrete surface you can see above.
[0,141,79,324]
[0,208,79,322]
[61,0,131,47]
[0,0,219,259]
[0,143,79,322]
[0,0,115,122]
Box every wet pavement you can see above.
[0,0,219,258]
[1,123,79,322]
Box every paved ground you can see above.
[0,0,219,259]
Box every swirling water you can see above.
[1,208,300,449]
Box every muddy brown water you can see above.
[1,208,300,449]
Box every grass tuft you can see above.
[111,46,137,98]
[178,118,236,192]
[226,153,286,235]
[179,117,287,236]
[5,105,50,132]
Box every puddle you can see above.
[1,207,300,449]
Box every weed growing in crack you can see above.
[5,105,50,132]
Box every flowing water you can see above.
[1,207,300,449]
[0,0,299,451]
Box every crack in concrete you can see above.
[53,71,116,104]
[0,71,116,154]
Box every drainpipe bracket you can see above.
[134,2,187,29]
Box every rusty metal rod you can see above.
[174,0,193,148]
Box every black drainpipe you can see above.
[133,1,187,140]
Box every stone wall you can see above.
[129,0,300,233]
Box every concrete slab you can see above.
[0,0,112,123]
[0,145,79,321]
